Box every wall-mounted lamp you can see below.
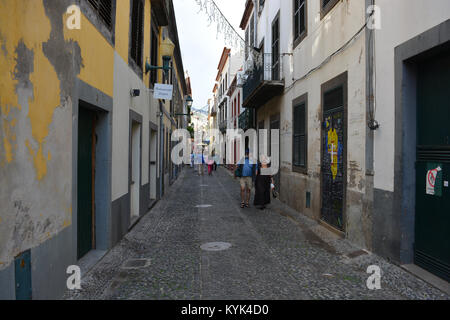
[130,89,140,97]
[186,95,193,108]
[145,37,176,77]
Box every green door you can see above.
[415,52,450,282]
[77,107,95,260]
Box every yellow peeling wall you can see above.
[0,0,157,272]
[0,0,116,270]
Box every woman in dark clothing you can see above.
[254,156,273,210]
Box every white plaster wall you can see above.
[256,0,367,192]
[373,0,450,192]
[112,52,151,201]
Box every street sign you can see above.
[154,83,173,100]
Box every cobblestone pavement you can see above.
[64,167,449,300]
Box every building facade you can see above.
[239,0,450,282]
[0,0,189,299]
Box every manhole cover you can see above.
[200,242,232,252]
[196,205,212,208]
[121,258,151,269]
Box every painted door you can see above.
[415,52,450,281]
[15,250,31,300]
[77,107,95,259]
[321,105,345,231]
[130,122,141,221]
[270,115,280,193]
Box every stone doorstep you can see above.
[78,249,108,276]
[401,264,450,295]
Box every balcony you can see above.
[210,104,217,117]
[219,120,228,133]
[242,53,284,108]
[239,109,255,131]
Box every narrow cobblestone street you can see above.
[64,167,449,300]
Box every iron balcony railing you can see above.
[243,53,284,103]
[239,109,254,131]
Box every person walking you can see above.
[254,156,273,210]
[206,156,214,176]
[197,151,204,176]
[236,149,257,208]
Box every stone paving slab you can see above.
[63,167,449,300]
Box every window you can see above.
[293,94,307,172]
[245,27,249,60]
[250,15,255,49]
[321,0,339,19]
[150,25,159,87]
[130,0,144,69]
[293,0,307,48]
[271,13,280,81]
[87,0,113,30]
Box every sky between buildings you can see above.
[173,0,245,111]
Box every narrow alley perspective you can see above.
[63,166,448,300]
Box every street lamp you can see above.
[145,36,175,76]
[186,95,193,108]
[172,95,194,117]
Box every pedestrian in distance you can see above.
[235,149,257,208]
[254,155,273,210]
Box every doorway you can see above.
[321,73,347,232]
[77,107,96,259]
[414,51,450,281]
[130,120,141,224]
[270,114,280,194]
[149,127,158,201]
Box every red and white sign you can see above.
[426,166,442,195]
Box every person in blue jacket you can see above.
[236,149,258,208]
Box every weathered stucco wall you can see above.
[373,0,450,192]
[0,0,116,288]
[255,0,370,248]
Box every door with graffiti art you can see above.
[321,84,346,231]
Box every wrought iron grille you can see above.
[242,53,283,102]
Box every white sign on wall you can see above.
[154,83,173,100]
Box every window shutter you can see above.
[87,0,113,30]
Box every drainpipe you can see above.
[159,101,164,199]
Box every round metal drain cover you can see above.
[196,205,212,208]
[200,242,232,252]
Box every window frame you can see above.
[292,93,308,174]
[271,11,280,81]
[293,0,307,49]
[320,0,339,20]
[149,16,159,88]
[129,0,145,78]
[80,0,116,46]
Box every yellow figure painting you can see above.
[327,128,338,181]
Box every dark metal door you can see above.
[270,115,280,193]
[321,108,345,231]
[77,107,95,259]
[415,52,450,281]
